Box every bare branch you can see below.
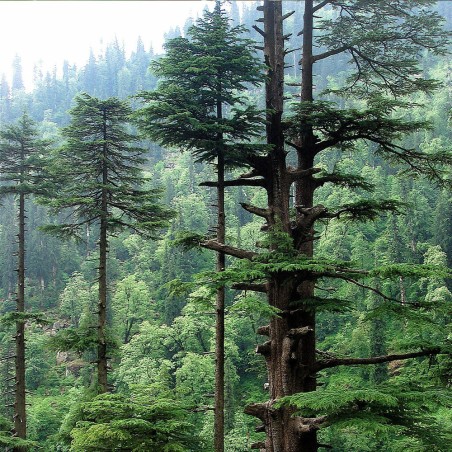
[314,348,442,372]
[282,11,295,21]
[245,401,272,421]
[287,327,314,338]
[253,25,266,38]
[313,0,333,13]
[232,283,268,293]
[241,203,271,219]
[201,240,257,260]
[296,415,328,433]
[288,167,322,182]
[257,325,270,336]
[200,178,266,188]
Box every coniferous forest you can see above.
[0,1,451,451]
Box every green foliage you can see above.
[0,311,50,326]
[69,391,201,451]
[170,231,207,251]
[329,199,405,222]
[229,293,281,319]
[318,0,448,96]
[0,415,36,449]
[277,383,451,450]
[135,0,264,166]
[42,93,173,240]
[0,112,51,197]
[287,97,452,182]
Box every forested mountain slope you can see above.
[0,1,450,451]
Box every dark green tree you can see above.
[135,2,264,449]
[0,113,49,446]
[68,390,202,451]
[43,93,172,394]
[193,1,450,451]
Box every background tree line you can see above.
[0,1,451,451]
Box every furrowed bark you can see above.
[244,2,319,450]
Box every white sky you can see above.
[0,1,213,90]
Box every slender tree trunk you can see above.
[98,110,109,393]
[214,97,225,452]
[14,190,26,448]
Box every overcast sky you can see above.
[0,1,213,90]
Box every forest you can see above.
[0,1,451,451]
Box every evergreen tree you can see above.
[11,55,25,92]
[136,2,264,448]
[0,74,11,123]
[193,1,450,450]
[0,113,49,446]
[43,93,172,393]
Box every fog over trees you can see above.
[0,1,450,451]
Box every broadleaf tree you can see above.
[135,1,264,449]
[43,93,173,393]
[191,1,451,451]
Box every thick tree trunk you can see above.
[246,2,318,450]
[14,191,27,448]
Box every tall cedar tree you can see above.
[193,1,450,451]
[0,113,48,447]
[135,1,263,449]
[44,93,172,394]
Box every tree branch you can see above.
[282,11,295,21]
[232,282,268,293]
[314,348,442,372]
[317,272,404,304]
[313,45,350,62]
[244,402,272,421]
[287,167,322,183]
[253,25,266,38]
[287,327,314,339]
[296,415,329,433]
[313,0,333,13]
[200,178,266,188]
[240,203,271,219]
[201,240,257,260]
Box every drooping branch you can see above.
[313,173,374,191]
[314,348,442,372]
[318,272,403,304]
[201,240,257,260]
[312,45,350,62]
